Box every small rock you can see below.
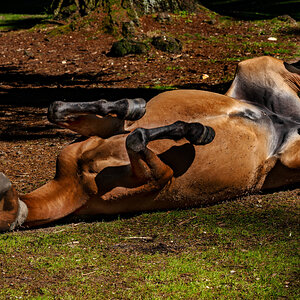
[24,50,34,59]
[268,37,277,41]
[121,21,136,38]
[155,12,173,24]
[277,15,297,24]
[108,39,148,57]
[151,36,182,53]
[204,19,217,25]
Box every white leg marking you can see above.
[10,199,28,231]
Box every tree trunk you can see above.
[123,0,197,14]
[51,0,198,18]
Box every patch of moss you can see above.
[47,23,75,36]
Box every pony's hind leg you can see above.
[48,98,147,137]
[48,98,146,122]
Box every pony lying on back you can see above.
[0,56,299,232]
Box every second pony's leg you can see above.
[47,98,146,138]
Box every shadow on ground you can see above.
[0,0,52,15]
[0,64,231,140]
[0,16,50,31]
[23,189,299,235]
[200,0,300,20]
[0,65,230,106]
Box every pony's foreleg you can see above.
[127,120,215,182]
[101,121,215,200]
[47,98,147,137]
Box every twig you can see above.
[178,216,197,226]
[54,229,65,233]
[82,270,97,276]
[124,236,153,241]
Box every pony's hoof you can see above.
[123,98,147,121]
[48,101,65,123]
[197,126,215,145]
[186,124,215,145]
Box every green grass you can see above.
[177,15,299,62]
[181,21,299,63]
[0,14,50,31]
[0,192,299,298]
[144,85,177,90]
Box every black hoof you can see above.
[199,126,215,145]
[126,128,147,153]
[186,124,215,145]
[48,101,65,123]
[121,98,146,121]
[0,173,12,199]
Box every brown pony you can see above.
[1,56,299,231]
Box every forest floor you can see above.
[0,7,299,298]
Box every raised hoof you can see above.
[186,124,215,145]
[121,98,147,121]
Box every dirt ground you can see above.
[0,9,299,195]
